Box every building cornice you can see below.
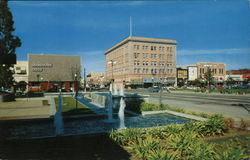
[104,36,177,55]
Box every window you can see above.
[134,61,137,65]
[138,68,141,73]
[143,61,145,66]
[137,61,140,66]
[151,46,154,51]
[134,53,140,58]
[146,61,148,66]
[154,54,157,58]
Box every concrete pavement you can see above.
[0,97,51,120]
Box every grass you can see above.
[54,97,94,116]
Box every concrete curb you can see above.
[142,110,207,121]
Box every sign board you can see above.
[188,66,198,81]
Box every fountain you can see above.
[113,84,118,95]
[106,83,114,122]
[118,84,126,129]
[54,92,64,136]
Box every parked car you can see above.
[148,87,160,92]
[216,86,224,89]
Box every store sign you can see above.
[177,69,188,79]
[32,63,53,72]
[188,66,198,81]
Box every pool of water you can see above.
[0,113,188,140]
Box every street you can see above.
[125,89,250,122]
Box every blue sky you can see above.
[9,1,250,73]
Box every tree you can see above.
[16,81,27,93]
[204,69,214,86]
[226,77,234,86]
[0,0,21,88]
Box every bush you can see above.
[132,135,162,159]
[27,91,44,97]
[200,114,226,136]
[239,119,248,130]
[109,128,143,146]
[139,102,185,113]
[215,146,248,160]
[224,118,235,129]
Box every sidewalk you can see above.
[0,97,51,120]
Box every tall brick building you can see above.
[104,36,177,86]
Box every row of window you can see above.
[134,68,173,74]
[134,53,173,59]
[134,61,174,67]
[134,45,174,52]
[200,68,224,74]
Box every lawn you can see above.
[54,97,94,116]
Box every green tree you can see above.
[16,81,27,93]
[0,0,21,88]
[204,69,214,87]
[226,77,234,86]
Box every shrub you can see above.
[147,148,178,160]
[132,135,161,159]
[224,118,235,129]
[215,146,248,160]
[239,119,248,130]
[200,114,226,136]
[109,128,143,146]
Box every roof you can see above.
[104,36,177,55]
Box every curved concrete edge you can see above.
[142,110,207,121]
[50,97,56,116]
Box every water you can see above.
[106,84,114,122]
[0,88,189,139]
[118,97,126,129]
[1,113,189,139]
[113,84,118,95]
[118,84,126,129]
[54,93,64,136]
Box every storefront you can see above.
[28,54,81,92]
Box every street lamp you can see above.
[108,60,117,83]
[74,73,78,109]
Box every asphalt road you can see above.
[125,89,250,122]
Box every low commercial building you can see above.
[13,61,28,83]
[176,67,188,87]
[104,36,177,87]
[196,62,226,82]
[227,69,250,81]
[86,72,106,88]
[28,54,81,91]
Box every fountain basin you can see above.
[88,92,149,111]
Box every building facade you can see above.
[197,62,226,82]
[86,72,106,88]
[13,61,28,83]
[104,36,177,86]
[28,54,81,91]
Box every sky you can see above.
[9,1,250,74]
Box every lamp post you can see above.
[41,77,43,92]
[74,73,78,109]
[108,60,117,84]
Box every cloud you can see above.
[178,48,250,55]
